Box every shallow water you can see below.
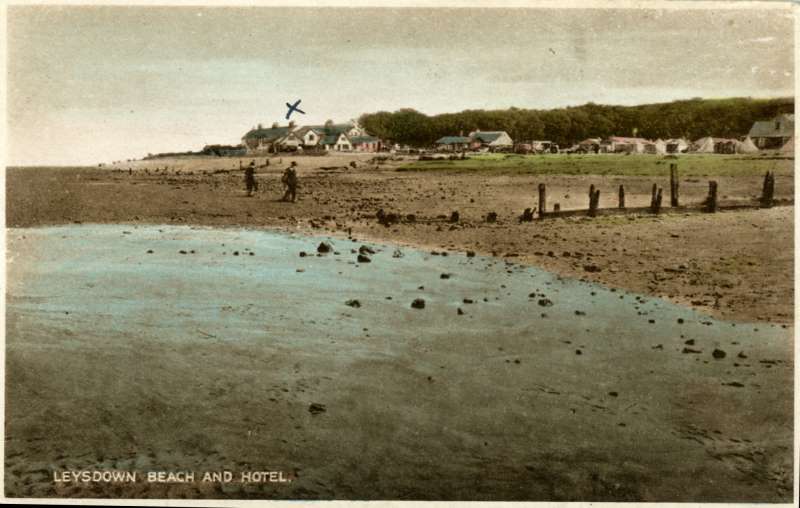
[6,224,786,348]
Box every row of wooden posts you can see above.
[534,164,778,219]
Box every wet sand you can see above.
[4,225,793,500]
[6,155,794,324]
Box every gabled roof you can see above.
[436,136,471,144]
[243,126,293,141]
[471,131,508,143]
[350,135,380,144]
[304,123,354,136]
[321,133,347,145]
[748,114,794,138]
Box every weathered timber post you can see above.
[588,187,600,217]
[669,163,679,207]
[761,171,775,208]
[650,183,658,210]
[768,173,775,206]
[705,181,718,213]
[618,185,626,209]
[538,183,547,218]
[654,188,663,214]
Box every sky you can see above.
[5,3,795,165]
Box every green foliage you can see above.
[359,97,794,147]
[398,153,794,177]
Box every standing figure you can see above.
[244,160,257,196]
[281,162,299,202]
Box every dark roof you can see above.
[350,136,380,144]
[472,131,508,143]
[748,114,794,138]
[305,123,354,136]
[436,136,471,144]
[321,134,344,145]
[243,126,292,141]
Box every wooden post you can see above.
[768,173,775,206]
[761,171,775,208]
[705,181,718,213]
[654,188,663,214]
[669,163,679,207]
[650,183,658,210]
[618,185,626,209]
[538,183,547,218]
[588,187,600,217]
[553,203,560,212]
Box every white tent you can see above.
[780,136,794,154]
[691,136,716,153]
[666,138,689,153]
[737,136,759,154]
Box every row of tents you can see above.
[692,135,793,154]
[577,135,793,155]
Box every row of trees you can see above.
[358,97,794,148]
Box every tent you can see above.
[666,138,689,153]
[644,139,666,155]
[780,136,794,154]
[691,136,716,153]
[737,136,759,154]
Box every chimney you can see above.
[272,122,279,129]
[257,123,263,129]
[289,120,296,129]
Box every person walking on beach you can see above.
[244,160,258,196]
[281,162,298,202]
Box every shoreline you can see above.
[7,219,793,329]
[6,164,793,325]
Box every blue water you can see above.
[6,224,787,353]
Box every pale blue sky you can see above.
[7,5,794,165]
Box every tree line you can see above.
[358,97,794,148]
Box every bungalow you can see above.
[350,135,382,152]
[468,130,513,150]
[748,114,794,150]
[320,133,352,151]
[435,136,471,152]
[294,120,370,152]
[242,123,302,154]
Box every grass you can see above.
[397,153,794,177]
